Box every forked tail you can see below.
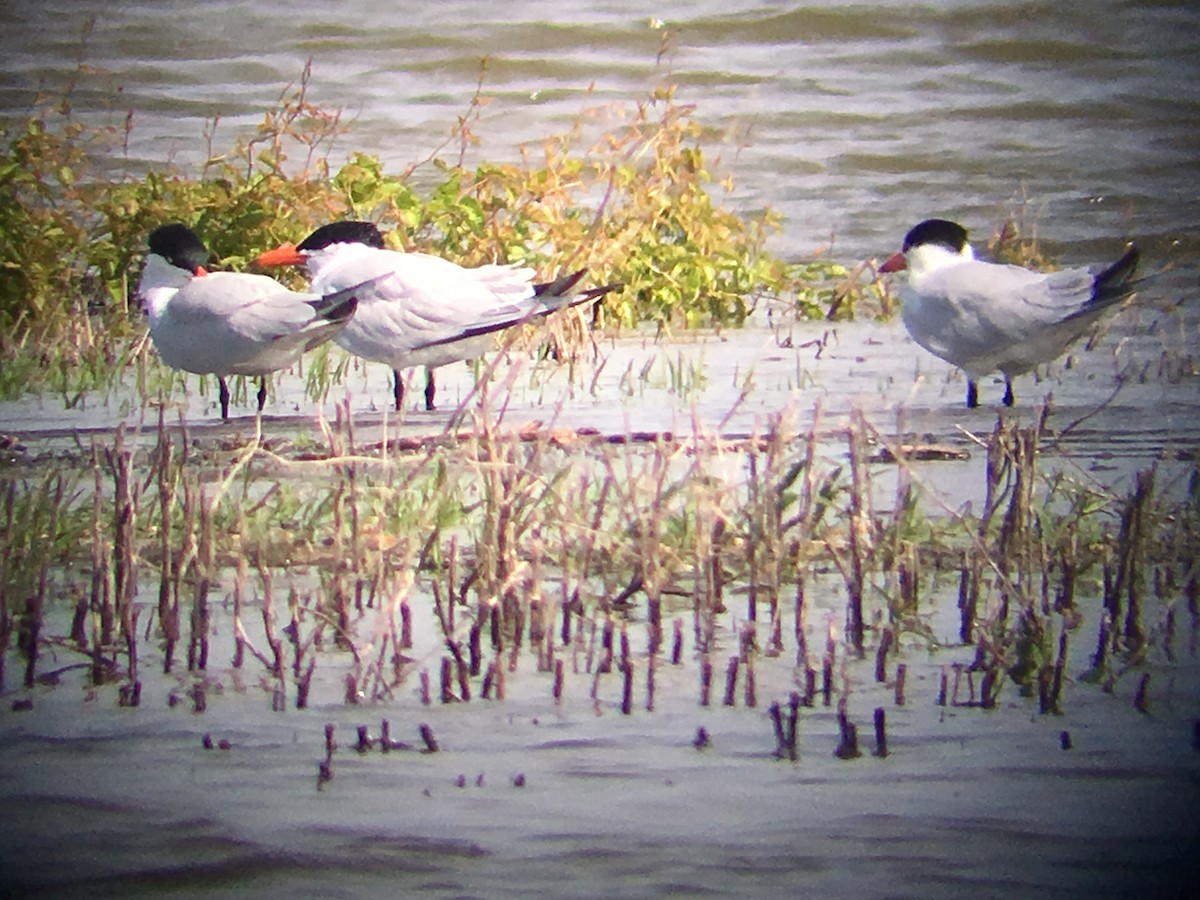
[412,270,620,352]
[534,269,589,299]
[534,269,621,313]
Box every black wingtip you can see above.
[533,270,620,312]
[1093,244,1140,300]
[577,282,621,304]
[313,294,357,324]
[332,295,358,323]
[409,275,619,354]
[533,269,589,298]
[310,277,379,323]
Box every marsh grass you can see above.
[4,373,1196,724]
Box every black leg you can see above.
[219,377,231,420]
[966,380,979,409]
[256,378,268,414]
[392,369,404,412]
[1002,377,1014,408]
[424,368,436,411]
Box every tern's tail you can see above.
[411,271,620,354]
[534,269,589,300]
[1092,245,1140,305]
[533,269,621,314]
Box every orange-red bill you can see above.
[878,251,907,273]
[253,244,306,268]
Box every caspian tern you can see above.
[879,218,1140,408]
[139,223,366,419]
[253,221,613,412]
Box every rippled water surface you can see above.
[2,2,1200,897]
[2,0,1199,262]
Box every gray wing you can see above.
[936,262,1094,328]
[153,272,341,375]
[324,251,538,365]
[904,260,1126,377]
[173,272,326,339]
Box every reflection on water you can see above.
[1,315,1199,897]
[2,567,1198,897]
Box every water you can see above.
[2,0,1199,266]
[2,2,1200,896]
[3,567,1198,898]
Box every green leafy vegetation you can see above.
[0,57,882,402]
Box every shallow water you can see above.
[2,563,1198,898]
[2,306,1194,506]
[2,312,1199,897]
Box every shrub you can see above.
[0,58,879,400]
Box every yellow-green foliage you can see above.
[0,61,873,399]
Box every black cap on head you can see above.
[297,221,386,252]
[902,219,969,254]
[148,223,211,273]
